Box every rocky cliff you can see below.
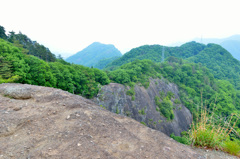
[0,83,238,159]
[93,78,192,136]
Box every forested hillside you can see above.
[106,42,240,89]
[194,34,240,61]
[66,42,122,68]
[0,39,110,98]
[94,56,121,69]
[108,59,240,117]
[0,25,56,62]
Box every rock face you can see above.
[0,83,238,159]
[0,83,201,159]
[93,78,192,136]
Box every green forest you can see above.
[0,38,110,98]
[1,25,240,154]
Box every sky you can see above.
[1,0,240,58]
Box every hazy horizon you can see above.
[1,0,240,58]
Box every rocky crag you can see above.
[0,83,237,159]
[93,78,192,136]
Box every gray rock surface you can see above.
[0,84,32,99]
[93,78,192,136]
[0,83,237,159]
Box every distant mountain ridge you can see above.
[105,41,240,89]
[66,42,122,68]
[193,35,240,61]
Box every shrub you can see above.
[140,121,147,126]
[170,133,190,145]
[174,99,181,104]
[138,108,146,115]
[222,139,240,156]
[126,83,135,100]
[189,108,239,151]
[116,107,120,114]
[166,91,175,99]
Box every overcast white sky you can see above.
[1,0,240,58]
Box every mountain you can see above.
[194,35,240,61]
[104,42,205,70]
[105,41,240,89]
[66,42,122,67]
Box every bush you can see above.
[189,108,239,151]
[222,140,240,156]
[138,108,146,115]
[174,99,181,104]
[170,133,190,145]
[140,121,147,126]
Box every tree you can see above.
[0,56,12,79]
[0,26,7,39]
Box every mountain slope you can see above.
[0,38,110,98]
[105,41,206,70]
[94,56,121,69]
[66,42,122,67]
[194,35,240,61]
[187,43,240,88]
[7,29,56,62]
[0,83,208,159]
[106,42,240,89]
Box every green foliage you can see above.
[116,107,120,114]
[0,26,7,39]
[7,31,56,62]
[189,108,239,151]
[159,91,165,99]
[187,43,240,89]
[166,91,174,99]
[126,87,135,96]
[126,82,135,100]
[66,42,122,67]
[105,41,205,70]
[222,139,240,155]
[138,108,146,115]
[108,69,131,84]
[171,107,240,156]
[155,93,174,120]
[174,99,181,104]
[140,121,147,126]
[108,57,240,120]
[0,38,110,98]
[108,59,161,87]
[106,41,240,90]
[170,133,190,145]
[0,56,13,79]
[94,56,121,69]
[99,105,106,109]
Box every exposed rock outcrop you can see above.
[0,83,237,159]
[93,78,192,136]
